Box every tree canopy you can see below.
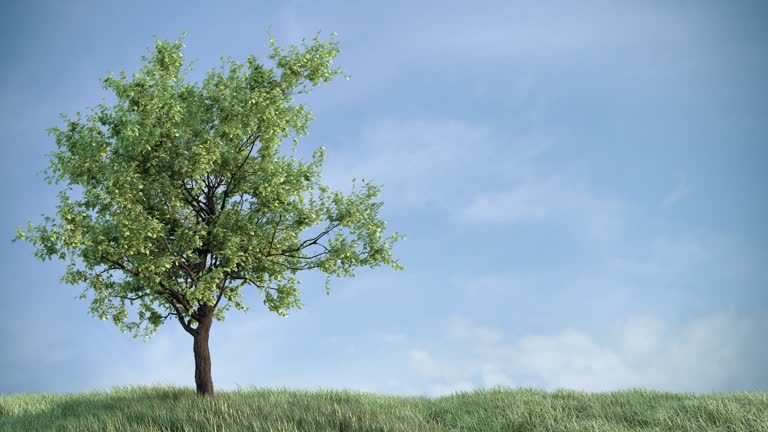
[13,30,406,344]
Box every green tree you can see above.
[12,30,406,399]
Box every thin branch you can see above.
[226,273,281,295]
[274,243,331,259]
[95,266,121,277]
[115,292,152,301]
[266,222,340,258]
[159,237,197,280]
[180,192,207,221]
[212,275,229,309]
[265,258,317,272]
[111,149,207,223]
[214,174,226,191]
[297,222,341,249]
[238,193,247,213]
[102,256,140,278]
[180,179,208,220]
[219,133,260,214]
[226,270,269,287]
[267,214,282,255]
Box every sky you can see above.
[1,0,767,399]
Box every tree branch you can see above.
[159,237,197,280]
[110,149,207,224]
[115,292,152,301]
[159,282,196,320]
[102,256,140,278]
[274,243,331,259]
[267,214,282,255]
[226,269,270,287]
[212,275,229,309]
[165,295,196,335]
[95,266,121,277]
[219,133,260,214]
[265,257,319,272]
[180,179,208,220]
[266,222,340,258]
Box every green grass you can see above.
[1,384,766,432]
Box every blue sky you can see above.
[2,0,767,398]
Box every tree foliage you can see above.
[13,30,406,342]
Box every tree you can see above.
[12,30,406,399]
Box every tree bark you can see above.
[193,304,215,399]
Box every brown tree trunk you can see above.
[193,304,215,399]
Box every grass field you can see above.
[1,384,766,431]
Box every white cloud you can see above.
[394,225,768,398]
[405,311,767,395]
[621,317,665,359]
[480,364,513,388]
[408,349,466,381]
[513,329,630,392]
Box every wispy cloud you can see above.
[379,333,408,344]
[455,164,629,249]
[661,173,690,208]
[276,0,305,45]
[317,115,629,252]
[301,1,719,107]
[319,117,552,208]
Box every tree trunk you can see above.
[193,304,215,399]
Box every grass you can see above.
[0,384,766,432]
